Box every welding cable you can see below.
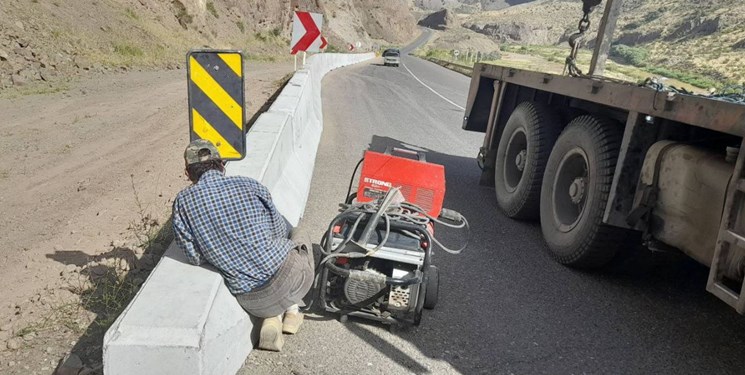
[343,158,365,204]
[385,202,471,255]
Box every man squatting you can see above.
[172,139,315,351]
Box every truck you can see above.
[462,0,745,313]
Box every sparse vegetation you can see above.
[645,66,720,89]
[206,2,218,18]
[174,5,193,29]
[128,175,161,249]
[124,7,138,20]
[236,21,245,33]
[113,43,143,57]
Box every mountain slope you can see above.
[421,0,745,85]
[0,0,416,91]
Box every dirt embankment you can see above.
[0,0,418,373]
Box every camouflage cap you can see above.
[184,139,221,166]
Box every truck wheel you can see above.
[494,102,561,219]
[540,115,626,268]
[423,265,439,310]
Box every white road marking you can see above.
[402,61,465,111]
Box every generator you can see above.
[315,148,468,325]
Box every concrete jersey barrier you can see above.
[103,52,374,375]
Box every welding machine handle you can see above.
[384,147,427,162]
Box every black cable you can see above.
[344,158,365,204]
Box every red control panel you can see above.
[356,150,446,217]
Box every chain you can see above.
[564,0,602,77]
[563,11,592,77]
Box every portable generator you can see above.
[315,147,469,326]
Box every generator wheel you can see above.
[539,115,627,268]
[495,102,562,219]
[423,265,439,310]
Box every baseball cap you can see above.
[184,139,222,166]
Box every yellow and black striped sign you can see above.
[187,50,246,160]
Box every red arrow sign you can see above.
[320,36,328,49]
[291,12,321,55]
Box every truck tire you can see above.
[494,102,561,219]
[540,115,626,268]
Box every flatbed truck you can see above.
[463,34,745,314]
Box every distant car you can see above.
[383,49,400,67]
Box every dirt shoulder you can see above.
[0,61,293,373]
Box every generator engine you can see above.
[316,148,468,325]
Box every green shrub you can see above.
[610,44,649,67]
[235,21,245,33]
[622,21,640,31]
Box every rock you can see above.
[118,259,130,272]
[55,353,84,375]
[14,21,24,31]
[0,49,8,61]
[6,337,21,350]
[46,346,54,354]
[65,264,79,273]
[16,39,29,48]
[39,69,55,82]
[0,323,12,331]
[90,265,107,276]
[111,239,125,248]
[11,73,26,86]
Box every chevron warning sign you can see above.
[291,11,323,54]
[186,49,246,160]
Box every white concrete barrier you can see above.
[103,52,374,375]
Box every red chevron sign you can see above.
[320,36,328,50]
[291,11,323,55]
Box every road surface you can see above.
[243,31,745,374]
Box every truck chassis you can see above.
[464,63,745,313]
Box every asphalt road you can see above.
[243,32,745,374]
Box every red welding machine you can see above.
[314,147,468,326]
[356,148,446,217]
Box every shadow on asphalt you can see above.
[318,135,745,374]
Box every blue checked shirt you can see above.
[172,170,293,294]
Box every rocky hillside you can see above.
[416,0,745,85]
[0,0,416,91]
[414,0,536,12]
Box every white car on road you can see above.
[383,49,400,67]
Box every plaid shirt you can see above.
[172,170,293,294]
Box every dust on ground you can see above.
[0,60,293,374]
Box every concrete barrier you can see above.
[103,52,374,375]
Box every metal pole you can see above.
[294,54,297,71]
[302,51,306,67]
[589,0,623,76]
